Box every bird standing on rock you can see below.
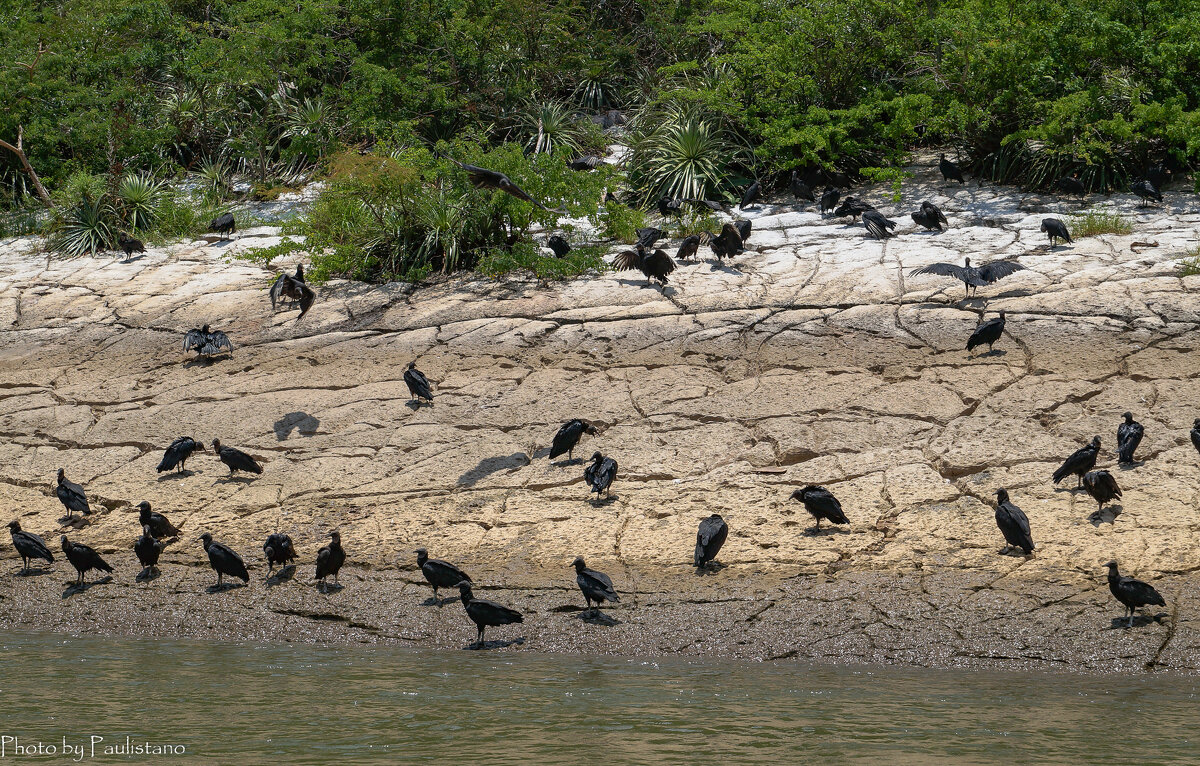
[315,531,346,591]
[584,452,617,500]
[1117,412,1144,465]
[819,187,841,215]
[739,180,761,209]
[1190,419,1200,457]
[212,439,262,476]
[676,235,700,262]
[1083,470,1122,514]
[911,200,948,231]
[137,502,181,538]
[790,172,814,203]
[457,581,523,647]
[966,311,1006,356]
[117,233,145,262]
[613,246,676,287]
[993,489,1034,555]
[8,521,53,573]
[709,223,743,261]
[55,469,90,519]
[862,209,897,239]
[1041,218,1072,246]
[550,419,597,462]
[939,154,965,183]
[416,548,471,602]
[156,436,205,473]
[1104,561,1165,627]
[1052,436,1101,487]
[790,485,849,534]
[269,264,316,318]
[572,556,620,613]
[694,514,729,569]
[198,532,249,587]
[910,258,1025,298]
[263,533,298,577]
[1131,179,1162,207]
[209,212,236,238]
[61,536,113,585]
[183,325,234,360]
[134,525,165,577]
[404,361,434,404]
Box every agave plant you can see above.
[284,97,333,140]
[116,172,165,231]
[197,156,233,199]
[415,188,471,272]
[518,100,587,157]
[51,195,116,258]
[628,105,741,202]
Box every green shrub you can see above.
[591,202,645,244]
[1068,211,1133,237]
[477,242,607,281]
[1179,247,1200,276]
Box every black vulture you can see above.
[156,436,205,473]
[568,155,602,171]
[211,439,262,476]
[789,485,849,533]
[1117,412,1144,465]
[911,258,1026,298]
[676,234,701,262]
[819,187,841,215]
[1104,561,1165,627]
[198,532,249,586]
[263,533,298,576]
[584,452,617,499]
[137,501,181,538]
[571,556,619,611]
[1146,164,1171,191]
[709,223,743,260]
[834,196,875,220]
[404,361,435,404]
[1191,418,1200,457]
[613,246,676,287]
[7,520,53,573]
[183,325,234,359]
[550,419,597,461]
[134,525,165,576]
[790,171,815,202]
[547,235,572,258]
[739,180,761,209]
[1040,218,1072,246]
[590,110,626,129]
[911,200,948,231]
[457,581,523,646]
[55,469,90,518]
[993,489,1034,555]
[1083,470,1122,513]
[635,227,666,249]
[685,198,727,213]
[1131,179,1162,206]
[1052,436,1101,487]
[269,264,315,318]
[315,530,346,590]
[416,548,471,602]
[733,219,752,244]
[967,311,1006,355]
[117,234,145,262]
[939,154,965,183]
[209,213,236,237]
[1057,176,1086,196]
[446,158,557,212]
[862,209,897,239]
[61,536,113,585]
[657,196,685,217]
[694,513,729,568]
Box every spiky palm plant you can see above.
[628,105,740,202]
[51,195,116,257]
[518,101,587,156]
[416,188,470,272]
[116,172,164,232]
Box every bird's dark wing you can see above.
[809,490,847,523]
[183,329,205,352]
[976,261,1026,283]
[600,458,617,487]
[1053,445,1094,483]
[645,249,676,278]
[428,559,470,585]
[269,274,286,309]
[613,250,641,271]
[297,283,316,318]
[1117,422,1143,461]
[910,262,966,279]
[550,420,583,458]
[406,368,433,399]
[208,331,234,352]
[1121,577,1166,607]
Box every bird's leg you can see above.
[217,572,223,587]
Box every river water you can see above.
[0,630,1196,764]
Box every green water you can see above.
[0,631,1196,764]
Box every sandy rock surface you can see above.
[2,165,1200,672]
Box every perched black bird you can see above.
[457,581,523,646]
[676,234,701,262]
[7,520,53,573]
[657,196,685,217]
[694,513,729,568]
[315,530,345,590]
[685,198,727,213]
[967,311,1006,355]
[550,419,597,462]
[416,548,471,602]
[1083,470,1122,513]
[55,469,90,518]
[1104,561,1165,627]
[939,154,965,183]
[790,485,849,533]
[547,235,571,258]
[739,180,761,209]
[1131,179,1162,206]
[635,227,666,249]
[834,196,874,220]
[790,171,815,202]
[572,556,619,611]
[183,325,234,359]
[584,452,617,499]
[211,439,262,476]
[709,223,743,260]
[198,532,249,586]
[1057,176,1086,196]
[911,200,948,231]
[263,533,298,576]
[1052,436,1101,487]
[614,246,676,287]
[1041,218,1072,246]
[209,212,236,237]
[733,219,752,245]
[911,258,1026,298]
[137,501,181,538]
[862,209,897,239]
[403,361,434,404]
[447,158,556,212]
[1191,418,1200,457]
[993,489,1034,555]
[1146,164,1171,191]
[61,536,113,585]
[117,234,145,262]
[819,187,841,215]
[568,156,602,171]
[134,525,165,576]
[1117,412,1144,465]
[156,436,205,474]
[269,264,315,318]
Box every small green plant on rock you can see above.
[1068,211,1133,237]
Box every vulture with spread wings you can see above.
[909,257,1026,298]
[269,264,315,318]
[183,325,233,359]
[614,246,676,287]
[445,157,557,212]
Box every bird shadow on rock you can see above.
[266,565,296,587]
[205,581,247,594]
[62,576,113,598]
[215,475,257,485]
[274,412,320,441]
[464,637,526,651]
[1088,505,1122,526]
[588,494,619,506]
[315,582,345,594]
[422,596,458,607]
[1107,613,1168,630]
[708,262,742,275]
[156,470,195,482]
[975,349,1008,358]
[1116,462,1145,471]
[15,566,53,577]
[404,400,432,411]
[135,568,161,583]
[804,526,850,536]
[551,457,585,467]
[578,609,621,627]
[58,515,91,529]
[457,453,531,488]
[694,561,728,576]
[182,356,229,370]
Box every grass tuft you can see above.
[1068,211,1132,237]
